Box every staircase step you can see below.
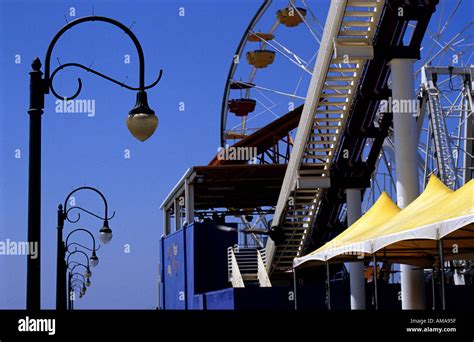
[314,117,343,122]
[316,110,344,114]
[344,11,376,17]
[340,30,369,36]
[327,67,358,73]
[341,21,372,28]
[326,76,355,82]
[347,1,378,7]
[323,85,352,90]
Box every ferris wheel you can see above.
[216,0,472,245]
[220,0,326,162]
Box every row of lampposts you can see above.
[56,186,113,310]
[27,15,161,310]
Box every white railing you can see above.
[227,247,245,288]
[257,249,272,287]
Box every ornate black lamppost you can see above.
[27,15,162,310]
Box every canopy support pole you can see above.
[438,239,446,310]
[346,188,366,310]
[292,267,298,311]
[373,254,379,310]
[431,268,436,310]
[326,262,331,310]
[389,58,426,310]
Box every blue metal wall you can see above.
[205,289,235,310]
[162,229,186,309]
[160,222,237,310]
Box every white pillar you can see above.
[346,188,366,310]
[389,58,426,310]
[185,179,194,225]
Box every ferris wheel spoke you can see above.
[301,0,325,34]
[232,80,306,100]
[439,0,463,36]
[416,22,472,75]
[271,37,308,65]
[255,88,277,107]
[289,2,321,44]
[249,30,312,74]
[436,0,446,34]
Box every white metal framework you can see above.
[267,0,384,273]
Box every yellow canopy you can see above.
[294,176,474,268]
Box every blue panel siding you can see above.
[190,295,204,310]
[205,288,235,310]
[162,230,186,310]
[161,222,237,310]
[185,225,194,308]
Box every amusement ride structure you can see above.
[159,0,473,310]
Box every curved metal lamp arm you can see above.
[44,15,155,90]
[68,262,89,273]
[63,186,114,223]
[71,272,86,281]
[71,281,85,290]
[66,249,91,268]
[49,62,163,101]
[67,242,101,253]
[71,273,86,283]
[65,206,115,224]
[71,285,82,292]
[71,278,85,286]
[65,228,99,252]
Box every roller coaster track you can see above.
[266,0,438,274]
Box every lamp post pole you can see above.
[26,15,163,310]
[56,204,66,311]
[26,58,44,311]
[67,272,72,311]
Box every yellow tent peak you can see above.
[348,191,399,228]
[309,191,400,256]
[424,174,453,194]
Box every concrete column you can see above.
[185,179,194,225]
[346,188,366,310]
[389,58,425,310]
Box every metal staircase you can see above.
[228,246,272,287]
[421,66,461,188]
[267,0,384,273]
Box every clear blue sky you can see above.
[0,0,471,309]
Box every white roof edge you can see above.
[160,168,193,210]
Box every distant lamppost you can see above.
[56,186,113,310]
[27,15,162,310]
[70,277,87,310]
[66,249,95,310]
[67,261,92,311]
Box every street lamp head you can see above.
[127,91,158,142]
[90,252,99,268]
[85,269,92,279]
[99,220,113,244]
